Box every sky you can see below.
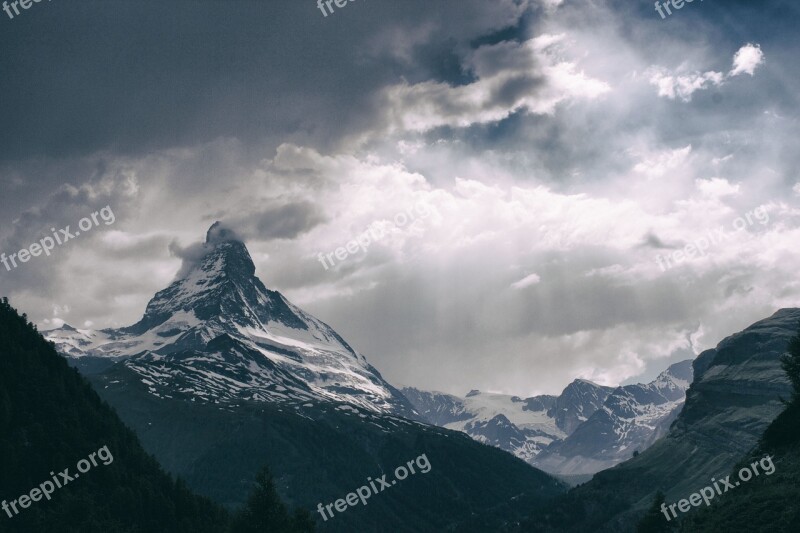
[1,0,799,397]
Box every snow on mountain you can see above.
[45,222,418,418]
[532,359,693,476]
[403,361,693,476]
[445,390,568,461]
[402,379,614,463]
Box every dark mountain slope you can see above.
[0,297,229,533]
[506,308,799,533]
[677,324,800,533]
[89,361,568,533]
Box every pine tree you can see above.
[229,466,315,533]
[636,492,676,533]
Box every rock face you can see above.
[675,309,798,463]
[532,360,693,476]
[400,387,568,462]
[403,366,692,476]
[532,308,799,532]
[46,222,418,419]
[398,387,474,426]
[547,379,616,434]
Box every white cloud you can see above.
[730,43,765,77]
[633,145,693,178]
[648,43,764,101]
[695,177,740,198]
[647,69,724,102]
[511,273,541,289]
[712,154,734,166]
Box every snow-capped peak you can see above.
[45,223,417,418]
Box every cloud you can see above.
[695,177,740,198]
[633,146,693,178]
[647,69,724,102]
[379,35,610,133]
[205,221,243,245]
[641,233,674,250]
[168,221,246,279]
[251,203,328,240]
[0,0,543,163]
[5,0,800,397]
[0,172,139,292]
[730,44,765,77]
[647,43,764,102]
[168,239,211,281]
[511,272,541,289]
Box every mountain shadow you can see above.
[0,297,311,533]
[675,321,800,532]
[495,308,799,533]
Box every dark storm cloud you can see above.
[192,197,328,242]
[0,0,535,164]
[251,202,327,240]
[2,0,799,396]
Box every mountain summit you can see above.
[46,224,417,417]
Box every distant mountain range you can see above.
[402,360,692,479]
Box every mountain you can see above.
[679,384,800,531]
[512,308,799,533]
[548,379,616,435]
[0,297,231,533]
[44,224,567,532]
[532,360,693,476]
[398,387,475,426]
[401,387,564,461]
[402,363,692,478]
[47,222,417,419]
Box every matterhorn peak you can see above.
[172,222,256,281]
[205,221,243,245]
[44,221,418,417]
